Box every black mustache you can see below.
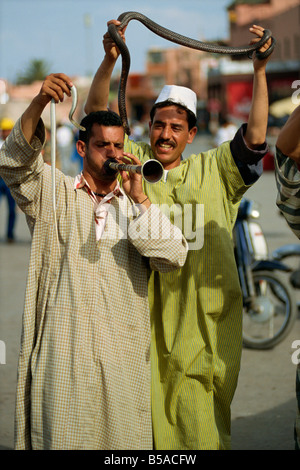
[156,139,175,147]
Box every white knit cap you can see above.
[155,85,197,117]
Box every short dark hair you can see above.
[78,110,123,143]
[150,101,197,130]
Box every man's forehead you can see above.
[91,123,124,139]
[153,105,189,122]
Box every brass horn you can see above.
[104,158,164,184]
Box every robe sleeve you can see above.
[230,123,268,185]
[0,117,46,219]
[275,146,300,239]
[127,203,188,272]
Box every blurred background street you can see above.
[0,133,299,450]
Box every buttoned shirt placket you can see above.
[74,172,124,241]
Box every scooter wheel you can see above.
[243,270,298,349]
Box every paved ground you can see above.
[0,136,299,450]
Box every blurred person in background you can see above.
[56,121,74,173]
[0,117,16,243]
[41,126,61,168]
[214,115,238,147]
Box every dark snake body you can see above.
[108,11,275,135]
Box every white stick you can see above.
[50,86,85,257]
[50,98,61,256]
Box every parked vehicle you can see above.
[272,243,300,307]
[234,198,298,349]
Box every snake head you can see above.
[69,86,86,131]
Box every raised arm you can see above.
[276,105,300,162]
[84,20,127,114]
[244,25,273,149]
[21,73,73,144]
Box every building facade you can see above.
[209,0,300,120]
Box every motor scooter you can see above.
[234,198,298,349]
[272,243,300,307]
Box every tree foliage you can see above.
[16,59,51,85]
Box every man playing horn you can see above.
[0,74,188,449]
[85,22,274,450]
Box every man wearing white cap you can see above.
[155,84,196,112]
[85,23,273,450]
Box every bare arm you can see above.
[21,73,73,144]
[244,25,273,149]
[84,55,117,114]
[84,20,126,114]
[276,105,300,162]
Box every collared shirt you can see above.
[74,173,124,241]
[73,172,149,241]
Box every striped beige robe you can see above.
[0,119,188,450]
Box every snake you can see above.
[107,11,276,135]
[49,13,275,248]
